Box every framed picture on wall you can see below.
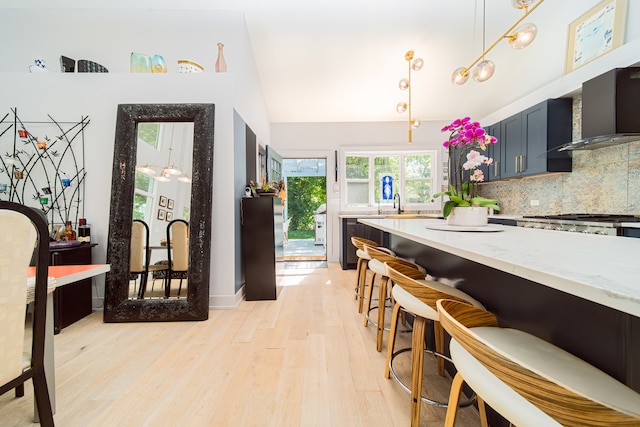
[166,211,174,221]
[565,0,627,73]
[167,199,174,210]
[159,196,168,207]
[157,209,166,220]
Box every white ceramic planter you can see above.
[446,206,488,227]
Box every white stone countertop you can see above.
[359,218,640,318]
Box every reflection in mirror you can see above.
[129,122,193,300]
[104,104,214,322]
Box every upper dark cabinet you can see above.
[486,122,502,181]
[499,98,572,179]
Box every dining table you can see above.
[27,263,110,420]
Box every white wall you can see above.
[0,9,271,309]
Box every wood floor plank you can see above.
[0,262,481,427]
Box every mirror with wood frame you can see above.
[104,103,214,322]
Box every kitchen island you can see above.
[359,218,640,394]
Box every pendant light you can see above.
[135,124,191,183]
[396,50,423,143]
[451,0,544,85]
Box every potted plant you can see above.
[434,117,500,226]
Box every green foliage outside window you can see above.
[346,156,368,178]
[138,123,160,148]
[133,172,154,221]
[287,176,326,232]
[133,194,148,220]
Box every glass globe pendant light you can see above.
[450,0,544,86]
[509,23,537,49]
[451,67,469,86]
[396,50,423,143]
[472,59,495,82]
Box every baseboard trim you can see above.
[209,286,244,309]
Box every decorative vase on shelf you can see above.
[215,42,227,73]
[130,52,151,73]
[446,206,488,227]
[151,54,167,73]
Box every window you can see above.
[133,172,154,222]
[344,150,438,210]
[134,122,162,222]
[137,123,160,149]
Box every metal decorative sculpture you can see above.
[0,108,88,229]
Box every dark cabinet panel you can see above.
[499,98,572,179]
[500,113,524,179]
[50,243,96,333]
[241,197,283,300]
[339,218,385,270]
[487,123,502,181]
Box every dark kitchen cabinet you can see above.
[501,113,523,179]
[339,217,387,270]
[486,122,502,181]
[50,243,97,333]
[500,98,572,179]
[241,197,283,300]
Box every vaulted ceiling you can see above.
[5,0,622,123]
[234,0,605,123]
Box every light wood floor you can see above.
[1,262,481,426]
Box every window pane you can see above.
[138,123,160,148]
[135,172,153,193]
[347,182,369,204]
[374,156,399,202]
[133,193,150,220]
[346,156,369,179]
[405,154,431,178]
[405,181,432,203]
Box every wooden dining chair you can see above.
[166,219,189,298]
[436,299,640,427]
[0,201,54,426]
[131,219,167,299]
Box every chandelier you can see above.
[396,50,423,143]
[135,126,191,183]
[451,0,544,85]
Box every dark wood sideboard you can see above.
[50,243,97,333]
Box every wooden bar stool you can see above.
[437,299,640,427]
[350,236,394,314]
[362,244,426,352]
[384,261,484,427]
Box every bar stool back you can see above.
[384,261,484,427]
[350,236,394,313]
[436,299,640,427]
[363,244,425,352]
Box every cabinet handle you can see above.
[521,155,526,173]
[494,161,500,177]
[515,157,518,174]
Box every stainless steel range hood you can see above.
[557,67,640,152]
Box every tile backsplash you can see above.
[479,96,640,216]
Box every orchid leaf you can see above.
[442,200,456,217]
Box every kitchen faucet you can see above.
[393,193,401,214]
